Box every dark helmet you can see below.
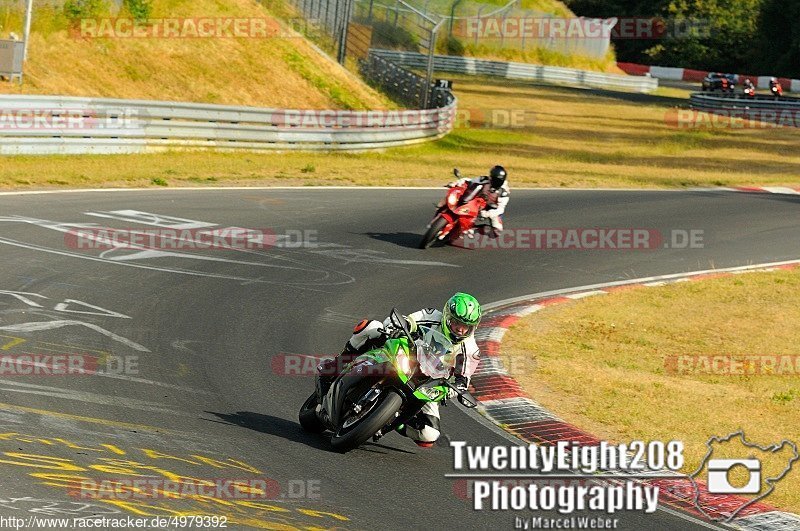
[489,165,507,189]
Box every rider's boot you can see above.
[396,411,439,448]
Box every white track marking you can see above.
[0,290,46,308]
[52,299,131,319]
[0,320,149,352]
[0,236,348,292]
[483,259,800,311]
[84,210,217,229]
[565,290,607,299]
[0,357,209,394]
[311,248,460,268]
[762,187,800,195]
[0,381,190,416]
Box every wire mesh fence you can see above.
[353,0,444,107]
[288,0,449,108]
[394,0,614,60]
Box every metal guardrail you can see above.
[691,93,800,108]
[373,49,659,93]
[689,93,800,127]
[0,94,457,155]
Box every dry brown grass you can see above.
[0,0,390,110]
[504,269,800,513]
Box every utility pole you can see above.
[23,0,33,61]
[337,0,353,64]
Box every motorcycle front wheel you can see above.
[330,390,403,452]
[299,391,325,433]
[419,216,448,249]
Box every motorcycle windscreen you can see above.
[415,326,456,379]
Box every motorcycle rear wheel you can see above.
[330,390,403,452]
[419,216,448,249]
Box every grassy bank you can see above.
[504,269,800,513]
[0,0,390,110]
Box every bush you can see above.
[63,0,109,21]
[444,36,465,56]
[363,20,419,50]
[123,0,152,21]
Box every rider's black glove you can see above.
[381,326,400,340]
[447,375,469,400]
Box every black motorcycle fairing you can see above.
[328,359,398,429]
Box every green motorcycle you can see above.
[299,308,478,452]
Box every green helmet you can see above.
[442,292,482,342]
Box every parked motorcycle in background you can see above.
[770,77,783,99]
[743,79,756,98]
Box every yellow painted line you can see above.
[0,401,177,434]
[0,335,111,356]
[0,336,26,351]
[28,339,111,355]
[12,344,109,358]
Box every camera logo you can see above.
[689,430,798,522]
[707,459,761,494]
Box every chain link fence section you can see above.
[360,51,453,108]
[287,0,449,108]
[398,0,615,60]
[354,0,444,107]
[287,0,355,62]
[451,10,615,59]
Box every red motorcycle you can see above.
[770,79,783,98]
[419,169,488,249]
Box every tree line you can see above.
[565,0,800,77]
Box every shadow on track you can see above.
[361,231,424,249]
[204,411,416,454]
[362,231,479,251]
[205,410,332,451]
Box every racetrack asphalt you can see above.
[0,188,797,530]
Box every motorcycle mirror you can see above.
[390,308,413,342]
[453,168,461,178]
[457,392,478,409]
